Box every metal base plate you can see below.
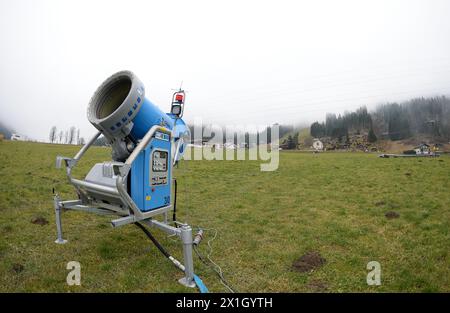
[55,239,68,244]
[178,277,196,288]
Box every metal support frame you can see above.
[179,225,195,287]
[53,194,67,244]
[53,126,196,288]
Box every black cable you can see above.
[173,179,178,225]
[134,222,170,259]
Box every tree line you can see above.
[186,123,294,147]
[310,96,450,142]
[49,126,85,145]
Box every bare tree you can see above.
[68,126,76,145]
[79,137,86,145]
[58,130,63,143]
[76,128,80,145]
[49,126,57,143]
[64,130,69,144]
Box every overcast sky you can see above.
[1,0,450,141]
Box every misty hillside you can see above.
[310,96,450,143]
[0,121,13,139]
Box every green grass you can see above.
[0,141,449,292]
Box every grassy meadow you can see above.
[0,140,449,292]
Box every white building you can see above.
[10,133,27,141]
[414,143,430,155]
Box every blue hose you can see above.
[193,274,209,293]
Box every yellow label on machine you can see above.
[146,195,151,201]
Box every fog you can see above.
[1,0,450,141]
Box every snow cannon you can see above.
[53,71,197,288]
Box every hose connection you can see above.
[193,229,204,246]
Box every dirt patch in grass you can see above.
[11,263,24,273]
[31,216,48,225]
[385,211,400,219]
[375,200,386,207]
[306,279,328,292]
[405,172,412,176]
[292,251,326,273]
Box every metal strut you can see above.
[53,194,67,244]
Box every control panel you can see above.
[130,131,171,211]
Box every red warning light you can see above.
[175,94,184,102]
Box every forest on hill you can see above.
[310,96,450,143]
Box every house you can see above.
[414,143,431,155]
